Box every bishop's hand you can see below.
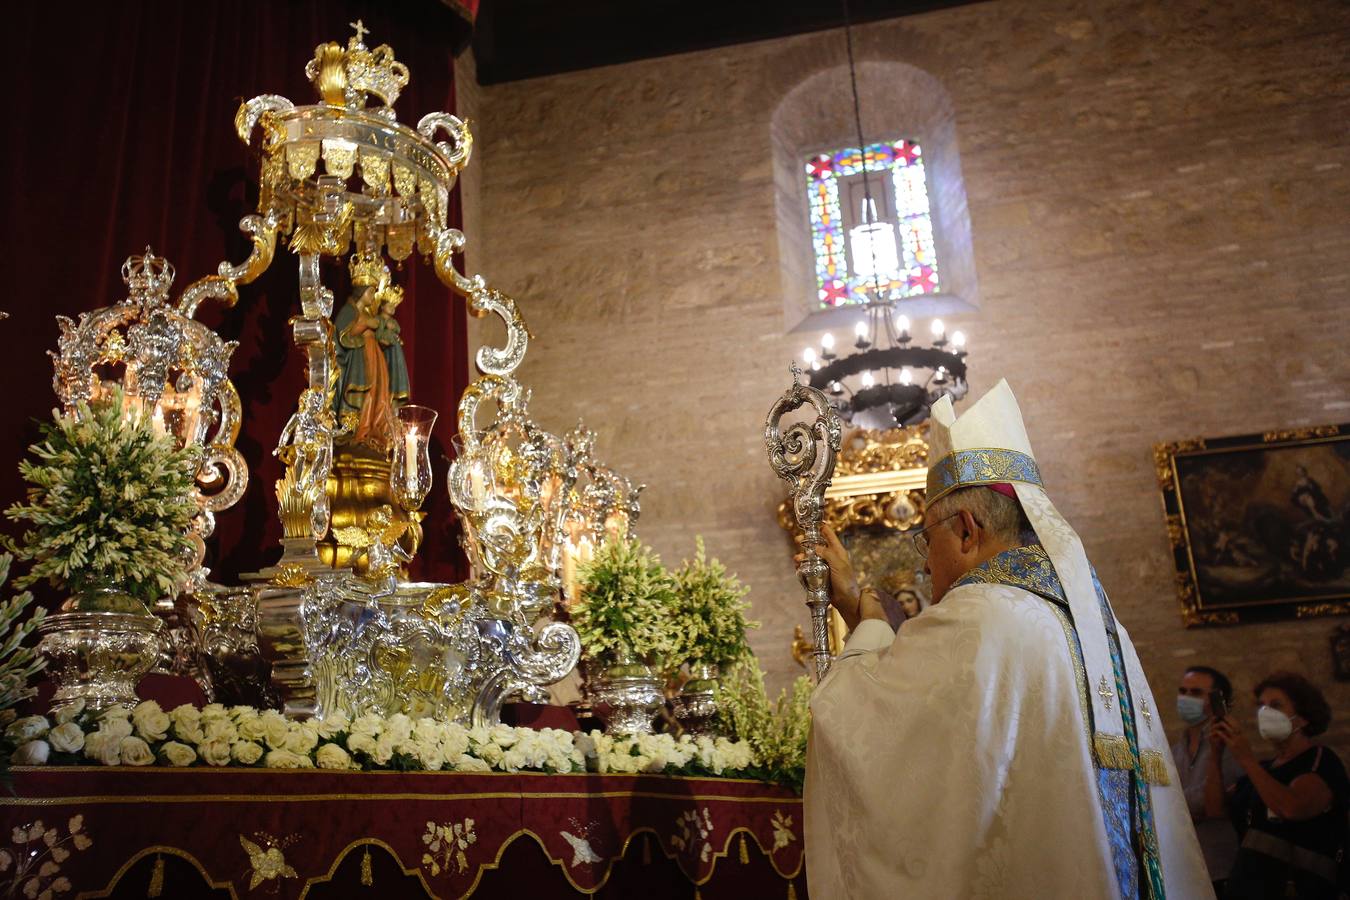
[797,524,885,632]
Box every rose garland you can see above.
[2,701,756,778]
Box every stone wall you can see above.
[456,0,1350,752]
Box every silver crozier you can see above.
[764,364,843,681]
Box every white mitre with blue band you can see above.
[927,379,1167,770]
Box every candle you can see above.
[404,427,419,493]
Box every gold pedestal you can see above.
[318,443,421,573]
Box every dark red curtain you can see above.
[0,1,472,588]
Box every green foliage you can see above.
[571,536,678,668]
[0,553,45,715]
[670,536,758,669]
[4,391,199,606]
[716,656,812,793]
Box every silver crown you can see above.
[121,246,176,305]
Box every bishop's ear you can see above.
[957,509,980,552]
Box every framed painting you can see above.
[1155,424,1350,626]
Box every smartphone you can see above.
[1209,689,1228,720]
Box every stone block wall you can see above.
[456,0,1350,753]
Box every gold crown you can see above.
[306,20,411,110]
[349,253,389,286]
[121,245,176,305]
[375,278,404,312]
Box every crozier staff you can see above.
[804,380,1213,899]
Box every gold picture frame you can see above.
[1154,424,1349,627]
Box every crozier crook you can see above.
[764,364,843,681]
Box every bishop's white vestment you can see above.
[804,381,1214,900]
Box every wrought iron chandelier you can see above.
[801,0,971,430]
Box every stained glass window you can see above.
[805,139,939,308]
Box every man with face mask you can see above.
[1171,666,1245,892]
[804,380,1212,899]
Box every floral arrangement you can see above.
[670,536,757,670]
[716,657,812,792]
[571,537,678,668]
[0,554,45,720]
[1,701,758,779]
[4,392,199,608]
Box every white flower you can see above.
[100,705,132,721]
[467,725,491,746]
[231,741,264,765]
[453,754,492,773]
[84,731,121,766]
[131,701,170,742]
[202,718,236,744]
[350,714,383,738]
[234,709,265,742]
[47,723,85,754]
[199,703,229,722]
[264,749,312,769]
[477,742,504,768]
[442,724,470,758]
[315,743,352,770]
[371,734,397,765]
[97,717,133,740]
[119,736,155,766]
[259,711,289,749]
[12,740,49,765]
[316,711,349,740]
[5,716,49,743]
[346,734,378,758]
[199,739,232,767]
[52,701,85,725]
[411,739,445,771]
[412,718,443,745]
[282,723,319,755]
[160,741,197,767]
[169,705,204,743]
[488,724,519,748]
[383,714,412,744]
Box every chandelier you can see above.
[800,0,972,430]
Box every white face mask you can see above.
[1176,695,1207,726]
[1257,705,1295,742]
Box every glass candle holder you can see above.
[391,404,437,510]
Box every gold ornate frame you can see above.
[1155,424,1348,627]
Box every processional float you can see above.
[45,24,641,725]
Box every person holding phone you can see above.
[1206,671,1349,899]
[1172,666,1245,893]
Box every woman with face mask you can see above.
[1207,671,1349,899]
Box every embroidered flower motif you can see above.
[1,815,91,900]
[420,819,477,876]
[771,810,796,851]
[239,833,298,891]
[669,808,714,863]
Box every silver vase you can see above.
[590,658,665,735]
[672,662,719,736]
[38,598,166,715]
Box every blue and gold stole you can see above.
[953,545,1167,900]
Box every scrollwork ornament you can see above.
[765,364,843,681]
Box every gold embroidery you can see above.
[1140,699,1153,729]
[739,833,749,864]
[148,853,165,896]
[1096,675,1115,710]
[360,846,372,886]
[1095,734,1134,770]
[240,832,298,890]
[1140,751,1171,787]
[926,446,1044,505]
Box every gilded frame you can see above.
[1154,424,1349,627]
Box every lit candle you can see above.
[151,405,167,437]
[952,330,966,349]
[861,371,875,388]
[895,314,911,334]
[900,367,913,385]
[404,427,419,493]
[802,347,816,365]
[820,332,835,351]
[931,319,946,340]
[854,320,868,339]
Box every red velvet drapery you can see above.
[0,1,472,586]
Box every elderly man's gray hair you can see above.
[925,487,1036,546]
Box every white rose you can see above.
[467,725,491,747]
[202,718,236,744]
[98,717,133,740]
[83,731,121,766]
[199,703,228,721]
[52,700,85,725]
[412,718,443,745]
[100,705,132,722]
[316,711,349,740]
[12,740,49,765]
[199,739,232,767]
[47,723,85,754]
[371,735,397,765]
[5,716,49,743]
[350,714,383,738]
[413,739,445,771]
[264,749,312,769]
[119,736,155,766]
[259,711,289,749]
[231,741,264,765]
[160,741,197,767]
[442,724,470,758]
[169,705,204,743]
[477,743,504,767]
[235,710,265,742]
[453,754,492,773]
[383,714,412,744]
[346,734,378,758]
[282,723,318,755]
[132,705,170,743]
[488,724,519,748]
[315,743,352,770]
